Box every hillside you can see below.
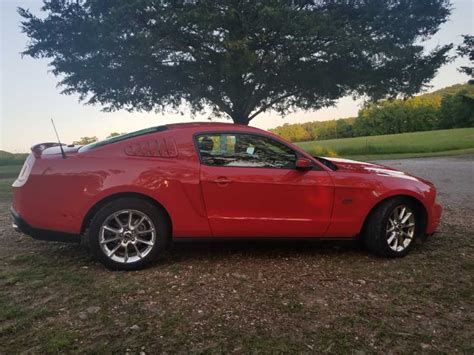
[0,150,29,165]
[419,83,472,99]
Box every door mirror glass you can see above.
[295,158,312,170]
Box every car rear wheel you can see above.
[88,197,169,270]
[363,197,419,257]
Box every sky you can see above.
[1,0,473,152]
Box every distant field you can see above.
[0,151,28,166]
[297,127,474,160]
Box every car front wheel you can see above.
[87,197,169,270]
[363,197,419,257]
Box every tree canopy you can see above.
[457,35,473,82]
[20,0,452,125]
[107,132,126,139]
[72,136,98,145]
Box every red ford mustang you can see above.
[11,123,441,270]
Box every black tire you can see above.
[87,197,170,270]
[363,197,420,258]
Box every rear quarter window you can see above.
[79,126,168,152]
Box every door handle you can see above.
[212,177,232,186]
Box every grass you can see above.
[297,127,474,159]
[0,165,22,200]
[0,211,472,353]
[0,179,14,200]
[0,165,22,179]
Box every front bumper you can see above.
[427,202,442,235]
[11,207,80,243]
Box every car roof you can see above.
[166,122,264,133]
[167,121,247,129]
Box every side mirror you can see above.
[295,157,312,170]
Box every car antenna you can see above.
[51,118,66,159]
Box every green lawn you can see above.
[296,127,474,160]
[0,165,22,179]
[0,179,14,200]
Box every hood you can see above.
[323,157,426,183]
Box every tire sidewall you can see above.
[88,197,168,270]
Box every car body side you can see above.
[11,123,441,240]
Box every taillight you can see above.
[12,154,35,187]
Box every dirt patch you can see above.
[0,198,472,353]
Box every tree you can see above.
[20,0,452,125]
[107,132,125,139]
[457,35,474,83]
[72,136,98,145]
[439,89,474,128]
[353,96,442,136]
[270,123,311,142]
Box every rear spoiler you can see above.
[31,142,66,158]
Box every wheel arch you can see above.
[361,194,428,236]
[80,192,173,237]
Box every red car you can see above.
[11,123,441,270]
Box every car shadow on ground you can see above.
[166,235,432,263]
[158,237,381,265]
[171,237,363,254]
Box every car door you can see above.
[196,132,334,237]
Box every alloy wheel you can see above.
[99,209,156,264]
[386,205,416,252]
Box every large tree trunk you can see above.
[231,113,250,125]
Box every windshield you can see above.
[78,126,168,152]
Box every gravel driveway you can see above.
[375,154,474,229]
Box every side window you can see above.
[196,133,297,169]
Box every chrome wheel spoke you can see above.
[133,243,143,259]
[114,216,125,228]
[387,232,396,244]
[136,237,153,246]
[133,216,146,230]
[108,243,121,257]
[101,236,122,244]
[401,212,413,224]
[103,225,121,234]
[137,229,154,235]
[398,207,406,220]
[124,244,129,262]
